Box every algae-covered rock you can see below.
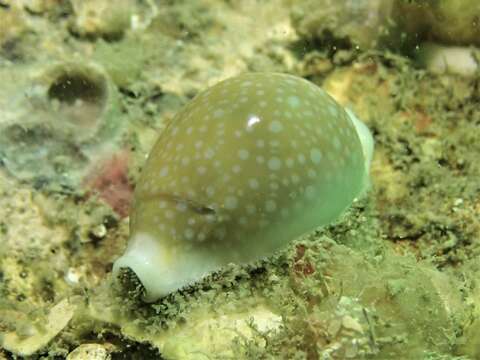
[66,343,114,360]
[292,0,480,54]
[395,0,480,47]
[0,298,76,357]
[415,43,480,76]
[91,239,463,359]
[69,0,133,41]
[0,61,123,185]
[291,0,398,50]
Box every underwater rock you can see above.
[43,62,119,142]
[113,72,374,301]
[69,0,133,41]
[0,61,122,186]
[66,343,113,360]
[0,298,76,357]
[415,43,480,76]
[292,0,480,54]
[395,0,480,47]
[21,0,72,16]
[98,240,461,358]
[291,0,398,51]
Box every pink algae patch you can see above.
[83,151,134,217]
[293,244,315,277]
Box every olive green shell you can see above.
[116,72,367,300]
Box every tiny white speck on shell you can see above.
[310,148,323,164]
[265,200,277,212]
[269,120,283,133]
[238,149,249,160]
[224,196,238,210]
[268,157,282,170]
[249,178,259,189]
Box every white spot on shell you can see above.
[204,148,215,159]
[224,196,238,210]
[159,200,167,208]
[176,202,188,212]
[213,109,224,118]
[328,105,338,116]
[206,186,215,197]
[269,120,283,133]
[159,167,169,177]
[248,178,259,189]
[265,200,277,212]
[287,95,300,108]
[268,157,282,171]
[270,182,279,190]
[333,136,341,149]
[310,148,323,164]
[305,185,316,199]
[238,149,249,160]
[184,228,194,240]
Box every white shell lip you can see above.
[345,108,374,175]
[113,232,178,302]
[113,232,220,302]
